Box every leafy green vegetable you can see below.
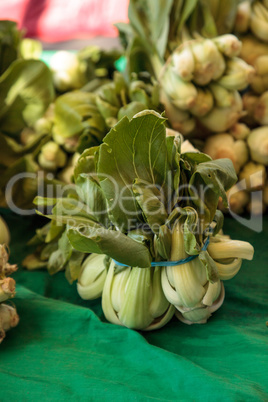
[39,111,238,271]
[67,226,152,268]
[26,109,254,329]
[189,158,237,222]
[0,60,55,134]
[0,20,21,75]
[98,111,170,230]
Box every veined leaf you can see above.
[181,152,212,165]
[0,59,54,134]
[36,210,99,229]
[155,223,172,260]
[51,198,98,223]
[98,111,170,231]
[212,210,224,236]
[48,231,72,275]
[74,146,108,225]
[68,225,152,268]
[133,178,168,234]
[65,250,85,284]
[189,158,237,223]
[128,0,173,59]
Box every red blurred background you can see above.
[0,0,129,42]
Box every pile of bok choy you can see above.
[31,111,254,330]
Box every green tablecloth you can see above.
[0,210,267,401]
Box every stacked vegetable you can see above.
[0,3,260,334]
[32,111,254,330]
[117,0,253,135]
[231,0,268,213]
[0,21,121,209]
[117,0,268,215]
[0,219,19,342]
[0,21,166,210]
[1,8,267,215]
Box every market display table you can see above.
[1,210,267,401]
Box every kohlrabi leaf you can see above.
[0,59,54,134]
[67,225,152,268]
[98,111,170,231]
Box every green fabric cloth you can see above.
[0,209,267,401]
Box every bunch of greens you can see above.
[31,111,254,330]
[0,58,56,209]
[117,0,240,75]
[230,1,268,214]
[115,0,268,215]
[116,0,254,136]
[51,71,162,159]
[0,18,162,209]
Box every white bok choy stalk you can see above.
[162,220,254,325]
[102,262,175,331]
[77,254,108,300]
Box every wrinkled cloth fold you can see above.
[0,209,267,401]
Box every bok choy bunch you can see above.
[33,110,254,330]
[117,0,254,135]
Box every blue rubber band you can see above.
[113,236,210,268]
